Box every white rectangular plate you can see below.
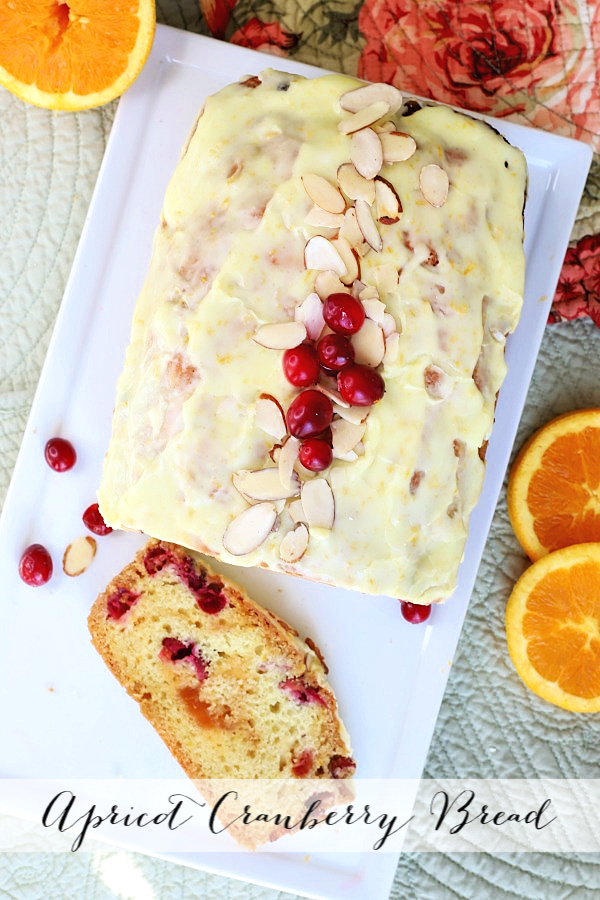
[0,24,592,900]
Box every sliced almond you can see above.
[334,404,369,425]
[331,418,366,456]
[355,199,382,252]
[380,131,417,164]
[301,478,335,530]
[350,128,383,180]
[419,164,449,207]
[63,536,96,577]
[255,395,287,440]
[304,236,347,277]
[279,523,309,563]
[337,163,376,205]
[233,467,300,501]
[315,382,350,408]
[223,502,277,556]
[340,82,403,115]
[288,498,308,525]
[424,363,453,400]
[383,330,400,364]
[352,279,367,298]
[362,298,386,325]
[295,292,325,341]
[339,207,365,251]
[382,312,397,337]
[278,436,300,490]
[374,264,399,295]
[302,174,345,214]
[334,449,358,462]
[351,317,385,366]
[375,177,402,223]
[304,205,345,229]
[359,284,379,301]
[338,101,390,134]
[254,321,306,350]
[374,120,396,134]
[314,270,346,300]
[332,236,360,285]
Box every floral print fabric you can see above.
[198,0,600,325]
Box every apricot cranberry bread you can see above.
[98,70,527,604]
[88,539,355,781]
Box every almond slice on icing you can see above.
[63,536,96,577]
[359,284,379,301]
[304,236,347,277]
[424,363,453,400]
[278,436,300,490]
[351,317,385,367]
[233,467,300,501]
[383,330,400,364]
[304,206,345,229]
[380,131,417,164]
[374,264,399,294]
[350,128,383,180]
[339,208,365,250]
[315,382,350,408]
[382,312,397,337]
[255,394,287,440]
[355,199,382,252]
[419,164,449,207]
[223,502,277,555]
[331,418,366,456]
[279,523,309,563]
[288,498,308,525]
[362,298,386,325]
[338,101,390,135]
[375,177,402,223]
[374,120,396,134]
[295,292,325,341]
[253,321,306,350]
[301,478,335,529]
[332,236,360,285]
[337,163,376,205]
[340,82,403,114]
[334,403,369,425]
[314,270,346,300]
[302,174,345,214]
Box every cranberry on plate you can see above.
[44,437,76,472]
[298,437,333,472]
[400,601,432,624]
[19,543,53,586]
[323,293,365,336]
[83,502,113,536]
[286,389,333,439]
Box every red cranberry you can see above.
[44,437,76,472]
[317,333,355,372]
[283,344,320,387]
[286,389,333,439]
[280,677,327,707]
[292,749,314,778]
[106,587,140,620]
[338,365,385,406]
[82,503,112,536]
[323,293,365,335]
[298,438,332,472]
[19,543,53,586]
[159,637,209,681]
[329,755,357,778]
[400,601,432,624]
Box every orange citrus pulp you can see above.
[508,409,600,561]
[0,1,156,110]
[506,543,600,711]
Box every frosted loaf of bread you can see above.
[98,70,527,604]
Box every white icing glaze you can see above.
[98,70,527,603]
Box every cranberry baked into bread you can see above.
[88,540,355,781]
[98,71,527,604]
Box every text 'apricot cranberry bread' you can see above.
[98,70,527,604]
[88,540,355,780]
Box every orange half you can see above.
[506,543,600,712]
[0,1,156,110]
[508,409,600,561]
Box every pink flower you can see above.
[552,235,600,326]
[230,18,300,56]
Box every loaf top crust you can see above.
[98,70,527,603]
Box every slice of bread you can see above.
[88,540,355,782]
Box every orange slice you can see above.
[506,543,600,712]
[0,1,156,111]
[507,409,600,561]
